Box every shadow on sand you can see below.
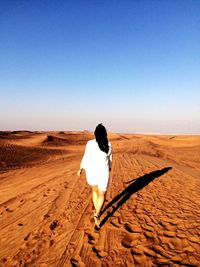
[100,167,172,227]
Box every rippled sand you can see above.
[0,131,200,266]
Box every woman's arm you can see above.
[77,141,90,176]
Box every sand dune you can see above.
[0,131,200,266]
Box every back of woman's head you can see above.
[94,124,109,154]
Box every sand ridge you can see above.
[0,131,200,266]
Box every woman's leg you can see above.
[96,189,105,215]
[92,185,99,212]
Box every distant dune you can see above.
[0,131,200,266]
[42,132,93,146]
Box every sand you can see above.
[0,131,200,266]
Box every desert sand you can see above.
[0,131,200,266]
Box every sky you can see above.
[0,0,200,133]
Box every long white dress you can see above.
[80,139,112,191]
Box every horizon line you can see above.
[0,129,200,136]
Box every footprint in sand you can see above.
[24,232,31,241]
[6,208,13,212]
[121,233,140,248]
[85,230,99,245]
[64,182,68,188]
[88,234,96,244]
[0,258,7,265]
[44,214,50,219]
[124,223,141,233]
[87,231,99,244]
[49,219,59,230]
[92,245,108,258]
[71,255,85,267]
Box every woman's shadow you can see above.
[100,167,172,227]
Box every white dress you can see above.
[80,139,112,191]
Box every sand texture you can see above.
[0,131,200,266]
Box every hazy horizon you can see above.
[1,126,200,135]
[1,1,199,134]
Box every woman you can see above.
[77,124,112,229]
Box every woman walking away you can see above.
[77,124,112,229]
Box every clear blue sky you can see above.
[0,0,200,133]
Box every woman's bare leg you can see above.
[92,186,99,212]
[96,190,105,215]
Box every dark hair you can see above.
[94,124,109,154]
